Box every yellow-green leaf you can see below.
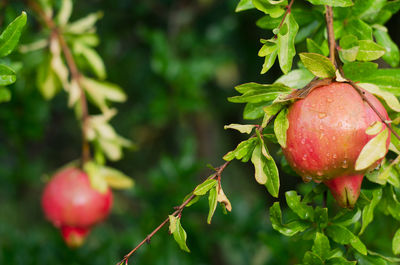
[224,124,255,134]
[365,121,383,135]
[355,128,389,171]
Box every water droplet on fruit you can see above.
[326,152,331,157]
[319,133,325,139]
[333,154,337,159]
[302,154,307,161]
[327,98,333,103]
[342,160,348,168]
[301,139,306,144]
[318,113,327,119]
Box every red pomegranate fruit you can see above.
[42,166,113,247]
[282,82,390,208]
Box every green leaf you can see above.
[299,53,336,78]
[312,233,331,260]
[223,138,258,162]
[325,225,367,255]
[393,228,400,255]
[269,202,310,236]
[258,40,277,57]
[224,124,256,134]
[73,42,106,79]
[235,0,255,12]
[332,208,361,226]
[169,215,178,234]
[359,188,382,235]
[277,13,299,74]
[306,38,326,56]
[374,28,399,67]
[351,0,386,22]
[295,20,321,44]
[366,121,383,135]
[326,257,356,265]
[256,16,281,30]
[207,185,218,224]
[355,252,387,265]
[0,64,16,86]
[274,108,289,148]
[358,83,400,112]
[263,103,283,120]
[285,190,314,221]
[355,128,389,171]
[306,0,353,7]
[275,68,314,89]
[339,35,359,62]
[251,143,268,185]
[315,207,329,229]
[65,11,103,34]
[303,251,324,265]
[81,76,126,112]
[172,218,190,252]
[356,40,386,61]
[251,142,280,197]
[182,193,200,207]
[84,161,109,194]
[343,62,400,95]
[0,87,11,103]
[380,186,400,221]
[229,83,291,104]
[101,166,134,190]
[261,48,278,74]
[368,250,400,263]
[193,179,217,196]
[252,0,286,17]
[56,0,73,26]
[243,102,269,120]
[344,19,372,40]
[0,12,27,58]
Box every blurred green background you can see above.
[1,0,400,264]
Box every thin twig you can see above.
[117,161,230,265]
[273,0,295,39]
[325,5,336,67]
[28,0,91,164]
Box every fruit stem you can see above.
[28,0,91,164]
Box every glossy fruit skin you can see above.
[282,82,390,207]
[42,167,113,246]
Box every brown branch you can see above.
[325,5,336,67]
[117,161,230,265]
[28,0,91,164]
[273,0,295,39]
